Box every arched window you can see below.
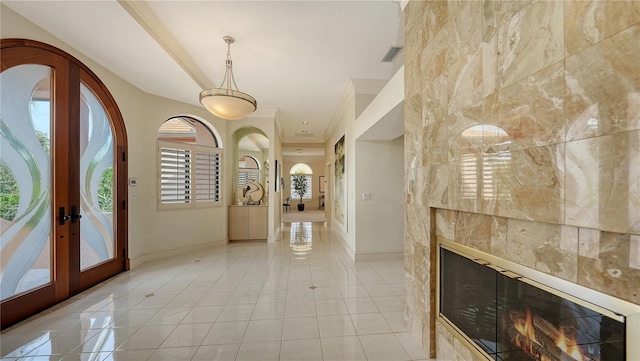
[459,125,510,200]
[238,155,261,187]
[289,163,313,201]
[157,116,222,208]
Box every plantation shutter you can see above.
[460,154,478,199]
[159,144,191,204]
[238,171,260,187]
[158,140,222,208]
[460,152,510,200]
[195,147,221,202]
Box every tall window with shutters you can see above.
[459,125,510,201]
[238,155,261,187]
[157,117,222,208]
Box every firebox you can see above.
[437,239,640,361]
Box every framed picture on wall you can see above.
[274,160,281,191]
[334,135,345,227]
[319,176,326,193]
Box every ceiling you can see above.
[4,0,405,156]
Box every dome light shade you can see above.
[199,88,257,120]
[200,36,257,120]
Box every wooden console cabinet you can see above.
[228,205,268,241]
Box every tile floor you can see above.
[1,222,429,361]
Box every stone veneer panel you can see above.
[434,209,456,240]
[506,219,579,282]
[447,1,484,113]
[454,212,491,252]
[497,0,564,88]
[578,231,640,304]
[566,131,640,234]
[498,144,565,223]
[422,75,448,130]
[564,0,640,56]
[482,0,531,41]
[490,215,507,259]
[497,61,565,151]
[435,322,454,361]
[424,111,450,165]
[423,1,448,45]
[405,93,423,134]
[421,25,449,85]
[453,338,474,361]
[448,100,483,163]
[565,24,640,141]
[565,25,640,140]
[424,163,452,209]
[404,1,640,359]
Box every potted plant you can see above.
[291,173,308,211]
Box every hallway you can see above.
[0,222,427,361]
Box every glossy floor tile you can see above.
[1,222,429,361]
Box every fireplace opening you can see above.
[439,246,626,361]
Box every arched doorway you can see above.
[0,39,128,327]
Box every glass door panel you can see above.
[79,82,115,271]
[1,40,127,329]
[0,65,53,301]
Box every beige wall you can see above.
[354,137,404,258]
[403,0,640,358]
[324,76,405,260]
[2,5,233,265]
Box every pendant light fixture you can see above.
[199,36,257,120]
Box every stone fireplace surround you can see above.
[403,1,640,359]
[437,238,640,361]
[403,208,640,360]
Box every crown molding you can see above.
[324,80,355,141]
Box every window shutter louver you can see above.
[160,147,191,204]
[195,151,221,202]
[461,154,478,199]
[460,151,510,200]
[158,140,222,208]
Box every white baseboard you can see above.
[268,226,279,242]
[129,240,226,268]
[354,251,403,261]
[332,229,355,261]
[330,229,402,262]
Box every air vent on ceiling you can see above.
[295,132,315,137]
[381,46,403,62]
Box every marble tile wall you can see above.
[404,0,640,359]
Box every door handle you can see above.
[70,206,82,223]
[59,207,71,225]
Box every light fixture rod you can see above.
[199,35,257,120]
[219,36,242,92]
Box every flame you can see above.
[556,328,585,361]
[512,308,540,356]
[509,307,586,361]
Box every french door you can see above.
[0,39,128,328]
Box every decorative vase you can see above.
[297,203,305,211]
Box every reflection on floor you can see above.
[0,221,428,361]
[281,209,326,223]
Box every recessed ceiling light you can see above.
[302,121,309,125]
[301,130,308,133]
